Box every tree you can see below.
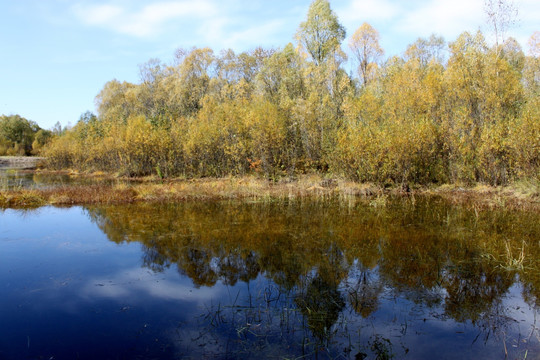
[137,58,171,125]
[523,32,540,95]
[484,0,518,51]
[349,22,384,86]
[445,31,524,184]
[95,79,138,123]
[0,114,40,155]
[167,47,215,117]
[296,0,346,65]
[256,43,306,105]
[78,110,98,125]
[405,34,446,67]
[51,121,65,136]
[31,129,52,154]
[499,37,525,72]
[529,31,540,58]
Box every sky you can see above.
[1,0,538,130]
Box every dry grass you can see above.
[420,181,540,210]
[1,173,539,209]
[0,189,46,208]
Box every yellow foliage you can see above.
[43,29,538,185]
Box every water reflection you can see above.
[0,169,71,189]
[1,199,539,359]
[0,169,118,190]
[82,198,539,358]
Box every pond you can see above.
[0,198,539,359]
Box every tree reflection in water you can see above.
[85,198,540,358]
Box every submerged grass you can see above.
[0,172,539,209]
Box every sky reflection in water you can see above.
[0,199,539,359]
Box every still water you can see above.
[0,169,118,190]
[0,198,539,359]
[0,169,70,189]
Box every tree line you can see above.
[45,0,539,185]
[0,114,53,156]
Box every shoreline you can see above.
[1,171,538,210]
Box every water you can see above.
[0,199,539,359]
[0,169,117,190]
[0,169,72,190]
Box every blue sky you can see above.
[1,0,538,130]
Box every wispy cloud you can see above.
[73,1,218,37]
[338,0,484,37]
[81,267,226,303]
[70,0,296,50]
[59,0,540,54]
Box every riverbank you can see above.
[0,172,538,210]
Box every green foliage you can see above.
[43,9,539,186]
[296,0,346,65]
[0,114,50,156]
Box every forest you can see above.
[43,0,539,186]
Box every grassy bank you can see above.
[1,172,538,210]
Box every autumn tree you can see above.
[405,34,446,67]
[484,0,518,52]
[445,31,524,183]
[523,31,540,94]
[349,22,384,86]
[137,58,171,126]
[256,43,306,106]
[168,47,216,118]
[95,79,138,124]
[513,31,540,178]
[296,0,346,65]
[215,48,273,101]
[498,37,525,73]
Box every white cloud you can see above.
[69,0,540,54]
[71,0,292,50]
[73,1,218,38]
[81,267,226,303]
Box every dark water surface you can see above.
[0,198,539,359]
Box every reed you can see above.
[0,190,45,208]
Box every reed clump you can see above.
[0,190,45,208]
